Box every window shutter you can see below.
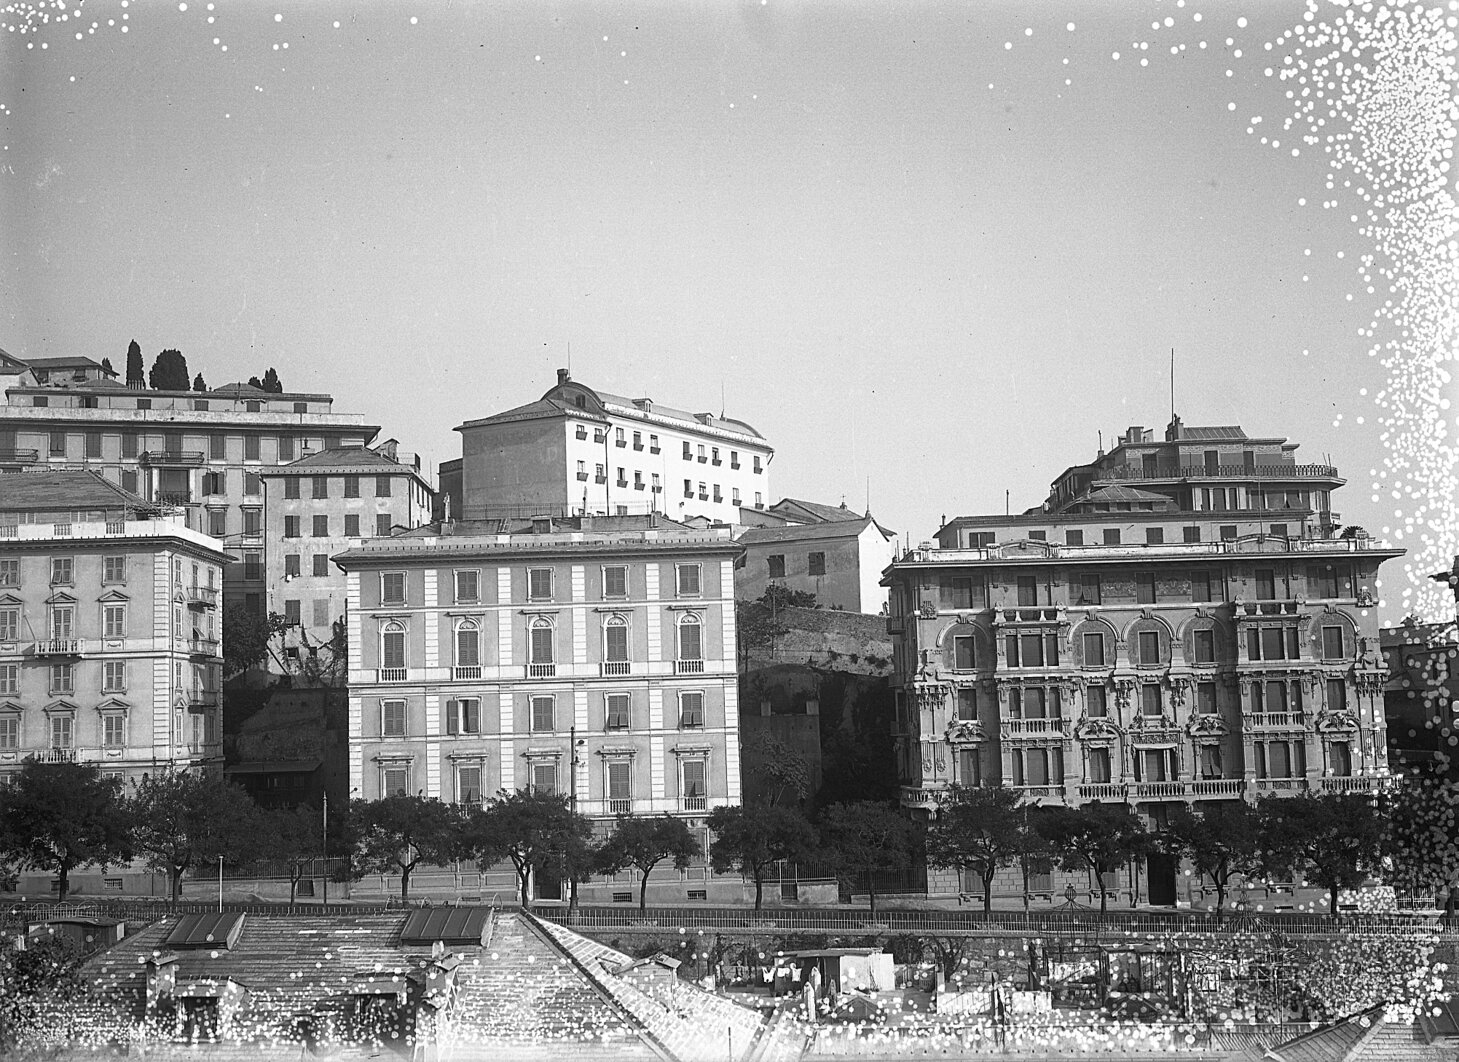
[445,699,459,736]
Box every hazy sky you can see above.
[2,0,1455,622]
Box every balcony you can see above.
[453,665,482,680]
[1318,775,1380,794]
[526,663,557,679]
[1191,778,1244,797]
[1239,600,1300,616]
[601,661,631,677]
[674,659,705,675]
[0,449,39,465]
[154,492,193,506]
[576,472,589,481]
[683,795,708,812]
[1252,777,1308,794]
[189,691,220,707]
[633,442,644,451]
[186,586,219,609]
[616,480,628,489]
[35,747,76,763]
[649,446,660,454]
[608,798,633,815]
[188,636,220,657]
[1078,783,1127,801]
[141,450,206,467]
[1248,712,1307,730]
[1010,785,1064,801]
[377,667,408,682]
[594,475,608,484]
[885,615,905,635]
[1133,781,1187,800]
[33,639,81,657]
[1098,462,1340,482]
[1001,718,1067,738]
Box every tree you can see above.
[0,933,89,1052]
[347,795,460,903]
[260,803,324,903]
[594,814,701,910]
[707,805,817,910]
[925,787,1036,915]
[147,348,190,391]
[247,375,264,389]
[192,372,207,392]
[1257,793,1386,917]
[744,731,811,808]
[261,367,283,393]
[129,770,265,904]
[222,607,289,676]
[125,339,144,387]
[461,789,594,906]
[1037,802,1151,915]
[100,357,115,376]
[1383,763,1459,910]
[0,761,132,902]
[1165,802,1262,921]
[817,801,915,914]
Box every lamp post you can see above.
[218,855,223,913]
[322,791,329,905]
[569,725,580,911]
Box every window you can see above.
[102,714,126,749]
[1087,747,1112,784]
[345,514,360,537]
[445,698,480,736]
[649,434,660,453]
[50,715,73,749]
[311,476,329,499]
[0,665,15,695]
[1327,678,1347,713]
[245,472,262,496]
[615,427,626,447]
[1017,576,1037,607]
[381,766,409,797]
[100,660,127,693]
[697,481,707,499]
[603,565,627,598]
[0,560,15,587]
[530,761,557,795]
[1183,525,1201,544]
[284,515,301,539]
[683,441,693,460]
[1137,630,1161,665]
[1145,527,1164,545]
[1140,684,1162,717]
[50,557,73,585]
[1321,625,1346,660]
[1197,682,1218,715]
[604,616,628,663]
[678,613,703,662]
[1270,524,1288,538]
[344,475,360,498]
[953,635,977,671]
[455,570,479,604]
[1065,529,1084,546]
[381,621,406,670]
[375,514,392,537]
[605,693,631,731]
[529,617,555,666]
[528,567,554,601]
[531,695,555,732]
[1103,529,1121,545]
[48,432,66,457]
[1329,741,1352,776]
[681,759,707,809]
[1193,629,1215,664]
[607,761,632,808]
[1028,530,1047,541]
[375,476,393,497]
[1136,748,1175,783]
[455,619,480,668]
[679,691,705,728]
[683,478,693,498]
[1136,573,1157,604]
[1082,632,1106,667]
[304,553,326,578]
[243,435,261,461]
[1255,569,1276,601]
[1086,685,1108,717]
[807,551,826,576]
[767,555,786,579]
[942,575,986,610]
[103,603,127,638]
[0,717,15,750]
[576,460,588,481]
[284,479,301,500]
[50,605,74,640]
[0,608,15,642]
[312,515,329,538]
[49,664,73,694]
[1190,570,1215,603]
[381,700,406,737]
[1074,574,1101,605]
[616,467,627,487]
[381,572,405,605]
[121,470,138,493]
[284,599,301,627]
[676,564,701,596]
[457,766,482,805]
[84,431,102,459]
[285,554,301,578]
[956,687,978,721]
[1219,525,1237,541]
[313,599,330,627]
[244,551,262,581]
[696,444,706,463]
[1012,747,1060,787]
[753,456,762,474]
[277,436,295,461]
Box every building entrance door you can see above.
[1146,853,1177,906]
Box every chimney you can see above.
[557,368,570,386]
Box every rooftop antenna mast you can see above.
[720,379,725,420]
[1170,347,1176,420]
[567,340,571,376]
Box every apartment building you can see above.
[260,443,434,663]
[0,371,379,613]
[885,417,1401,904]
[0,471,229,788]
[735,498,897,613]
[452,369,773,525]
[333,514,742,902]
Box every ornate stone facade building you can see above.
[884,418,1401,903]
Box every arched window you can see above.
[677,613,703,662]
[455,619,480,668]
[529,616,554,664]
[381,620,406,670]
[603,615,629,663]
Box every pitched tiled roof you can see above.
[22,356,112,372]
[459,397,607,429]
[1178,425,1249,440]
[769,498,864,524]
[1079,486,1175,504]
[0,470,147,512]
[262,446,422,476]
[738,515,879,546]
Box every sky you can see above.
[1,0,1455,624]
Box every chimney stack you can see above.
[557,368,570,386]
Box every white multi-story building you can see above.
[446,369,773,525]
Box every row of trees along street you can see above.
[2,756,1457,914]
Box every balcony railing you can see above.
[1191,778,1244,797]
[1239,600,1300,616]
[1248,712,1307,730]
[683,795,708,812]
[608,798,633,815]
[601,661,631,677]
[188,636,220,656]
[377,667,408,683]
[1001,718,1067,738]
[674,659,705,675]
[0,449,39,464]
[1318,775,1379,793]
[1133,781,1187,799]
[1252,777,1308,793]
[1009,785,1063,800]
[189,691,220,707]
[1077,783,1126,801]
[1097,462,1339,482]
[527,663,557,679]
[186,586,219,608]
[141,450,206,466]
[35,747,76,763]
[453,665,482,680]
[33,639,81,657]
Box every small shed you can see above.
[773,948,895,998]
